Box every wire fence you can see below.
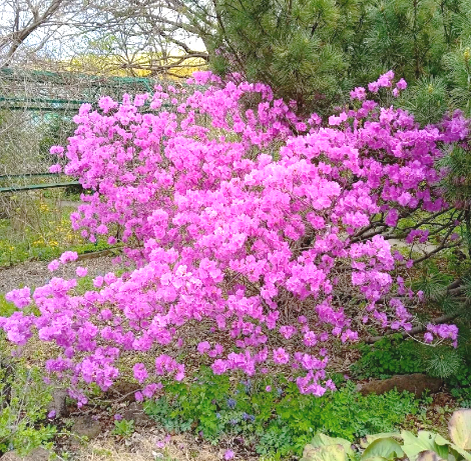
[0,67,160,182]
[0,67,165,265]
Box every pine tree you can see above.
[207,0,471,115]
[210,0,357,113]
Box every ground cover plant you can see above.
[142,369,423,458]
[0,329,56,456]
[1,70,471,458]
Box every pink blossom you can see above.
[49,164,62,173]
[48,260,60,271]
[368,81,380,93]
[0,71,463,399]
[133,363,148,383]
[396,78,407,90]
[197,341,211,354]
[224,450,235,460]
[6,287,31,309]
[59,251,78,264]
[279,326,296,339]
[385,209,399,227]
[50,146,64,155]
[76,267,88,277]
[350,87,366,100]
[273,347,289,364]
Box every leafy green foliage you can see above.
[398,77,448,125]
[112,419,135,437]
[0,295,16,317]
[438,147,471,215]
[426,347,463,379]
[351,335,425,379]
[353,333,468,391]
[443,347,471,404]
[210,0,471,116]
[301,410,471,461]
[144,368,420,458]
[38,114,75,165]
[0,346,56,456]
[144,397,193,434]
[412,262,455,304]
[0,192,116,268]
[211,0,351,113]
[444,43,471,116]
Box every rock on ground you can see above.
[123,402,154,427]
[47,388,68,418]
[1,447,51,461]
[356,373,443,397]
[72,415,103,440]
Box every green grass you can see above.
[0,190,117,267]
[0,294,16,316]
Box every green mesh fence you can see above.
[0,68,170,265]
[0,67,162,184]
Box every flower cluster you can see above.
[425,324,459,347]
[1,71,468,402]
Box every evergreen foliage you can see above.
[208,0,471,115]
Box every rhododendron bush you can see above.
[1,71,469,404]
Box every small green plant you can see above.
[144,397,194,434]
[112,419,135,437]
[351,335,425,379]
[0,295,16,317]
[0,342,56,456]
[445,361,471,402]
[426,347,463,379]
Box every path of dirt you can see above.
[0,254,124,295]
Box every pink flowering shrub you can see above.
[0,71,468,403]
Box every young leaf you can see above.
[301,445,348,461]
[310,433,354,456]
[401,431,449,461]
[361,437,404,461]
[449,409,471,450]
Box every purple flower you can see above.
[133,363,148,384]
[224,449,235,460]
[350,87,366,101]
[76,267,88,277]
[48,260,60,272]
[273,347,289,364]
[49,164,62,173]
[0,70,460,401]
[242,413,255,422]
[385,209,399,227]
[197,341,211,354]
[396,78,407,90]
